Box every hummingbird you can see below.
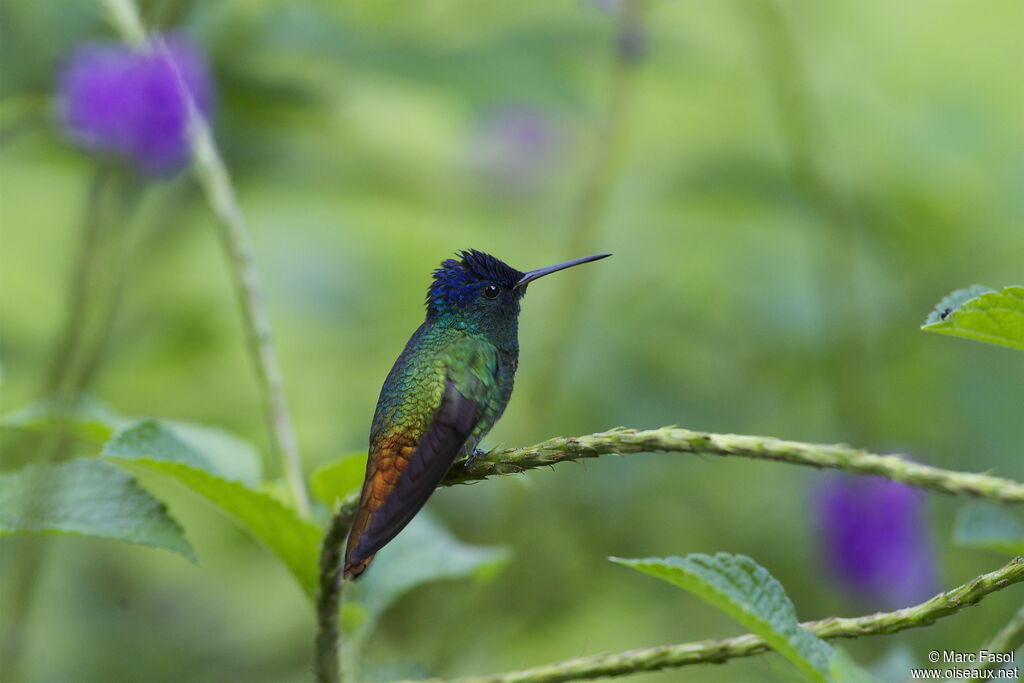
[343,249,611,579]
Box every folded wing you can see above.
[343,337,497,578]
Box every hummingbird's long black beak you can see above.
[514,253,612,290]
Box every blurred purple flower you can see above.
[469,106,560,196]
[58,35,214,176]
[814,473,938,608]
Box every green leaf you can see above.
[346,512,510,645]
[1,401,262,486]
[102,419,261,485]
[611,553,833,682]
[953,502,1024,555]
[1,394,128,442]
[311,452,367,504]
[922,285,1024,351]
[0,459,195,561]
[101,420,320,595]
[162,421,263,486]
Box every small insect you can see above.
[939,307,953,320]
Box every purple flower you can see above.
[813,473,938,608]
[468,106,561,196]
[58,35,214,176]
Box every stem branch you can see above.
[188,107,312,517]
[102,0,312,516]
[431,557,1024,683]
[315,500,357,683]
[3,167,135,682]
[529,0,645,413]
[973,602,1024,680]
[43,169,110,394]
[344,427,1024,520]
[315,426,1023,682]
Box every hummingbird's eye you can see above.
[482,284,501,299]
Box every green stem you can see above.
[101,0,313,517]
[315,500,358,683]
[43,168,110,394]
[73,177,144,392]
[528,0,645,413]
[316,424,1024,682]
[188,106,311,517]
[424,557,1024,683]
[740,0,874,442]
[1,167,134,683]
[565,0,644,254]
[327,428,1024,526]
[103,0,146,46]
[972,602,1024,680]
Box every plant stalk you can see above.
[315,498,358,683]
[189,109,312,517]
[972,602,1024,681]
[101,0,313,517]
[430,557,1024,683]
[325,427,1024,527]
[42,169,110,394]
[1,167,134,683]
[528,0,646,415]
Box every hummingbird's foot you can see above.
[462,448,490,469]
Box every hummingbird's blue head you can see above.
[424,249,612,345]
[426,250,526,325]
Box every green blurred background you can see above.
[2,0,1023,681]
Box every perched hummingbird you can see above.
[343,249,611,579]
